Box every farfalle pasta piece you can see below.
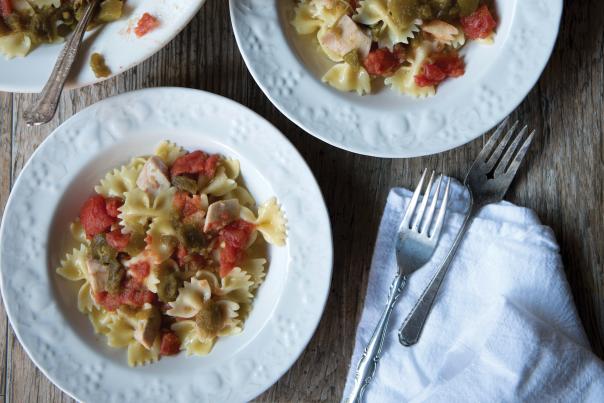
[291,0,324,34]
[171,320,215,356]
[354,0,420,49]
[78,282,96,313]
[145,216,178,263]
[70,220,88,245]
[224,186,256,208]
[385,41,436,98]
[155,140,186,165]
[128,338,160,367]
[88,308,116,335]
[201,165,237,196]
[219,267,254,305]
[118,187,175,233]
[95,158,146,198]
[0,33,32,59]
[240,258,267,291]
[242,197,287,246]
[167,278,212,318]
[221,159,240,180]
[57,244,89,282]
[322,63,371,95]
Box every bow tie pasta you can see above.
[56,141,287,366]
[290,0,498,96]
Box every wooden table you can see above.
[1,1,602,401]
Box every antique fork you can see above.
[348,170,451,403]
[398,119,535,347]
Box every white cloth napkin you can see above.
[343,180,604,402]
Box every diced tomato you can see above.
[183,195,203,217]
[363,48,401,77]
[415,53,465,87]
[460,5,497,40]
[121,277,155,307]
[134,13,159,38]
[173,191,188,213]
[219,220,255,277]
[80,195,116,238]
[176,244,188,267]
[105,197,123,218]
[170,151,219,179]
[1,0,12,17]
[94,277,154,311]
[160,331,181,356]
[129,261,151,281]
[94,291,122,311]
[106,229,131,251]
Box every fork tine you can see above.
[504,130,535,178]
[430,178,451,239]
[475,117,510,163]
[494,125,528,176]
[485,120,519,170]
[420,174,443,235]
[412,171,435,231]
[401,169,428,228]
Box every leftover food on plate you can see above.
[0,0,123,58]
[56,141,287,366]
[291,0,497,96]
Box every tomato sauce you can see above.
[415,54,465,87]
[363,48,400,77]
[134,13,159,38]
[460,5,497,40]
[106,229,130,251]
[160,331,181,356]
[219,220,255,277]
[95,277,155,311]
[80,195,116,238]
[105,197,123,218]
[170,151,219,179]
[129,261,151,281]
[1,0,12,17]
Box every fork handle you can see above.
[22,0,100,126]
[348,274,406,403]
[398,203,477,347]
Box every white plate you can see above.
[230,0,562,157]
[0,0,206,93]
[0,88,333,402]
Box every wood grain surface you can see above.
[0,0,603,401]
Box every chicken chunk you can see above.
[204,199,241,232]
[134,305,161,349]
[136,156,171,196]
[421,20,459,44]
[86,257,109,294]
[318,15,372,61]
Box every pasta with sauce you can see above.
[290,0,498,96]
[56,141,287,366]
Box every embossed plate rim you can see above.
[229,0,563,157]
[0,87,333,402]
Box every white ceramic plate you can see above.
[0,88,332,402]
[230,0,563,157]
[0,0,206,93]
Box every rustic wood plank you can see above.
[0,92,12,400]
[0,0,603,402]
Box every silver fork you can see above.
[348,170,451,403]
[398,119,536,347]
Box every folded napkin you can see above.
[343,180,604,402]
